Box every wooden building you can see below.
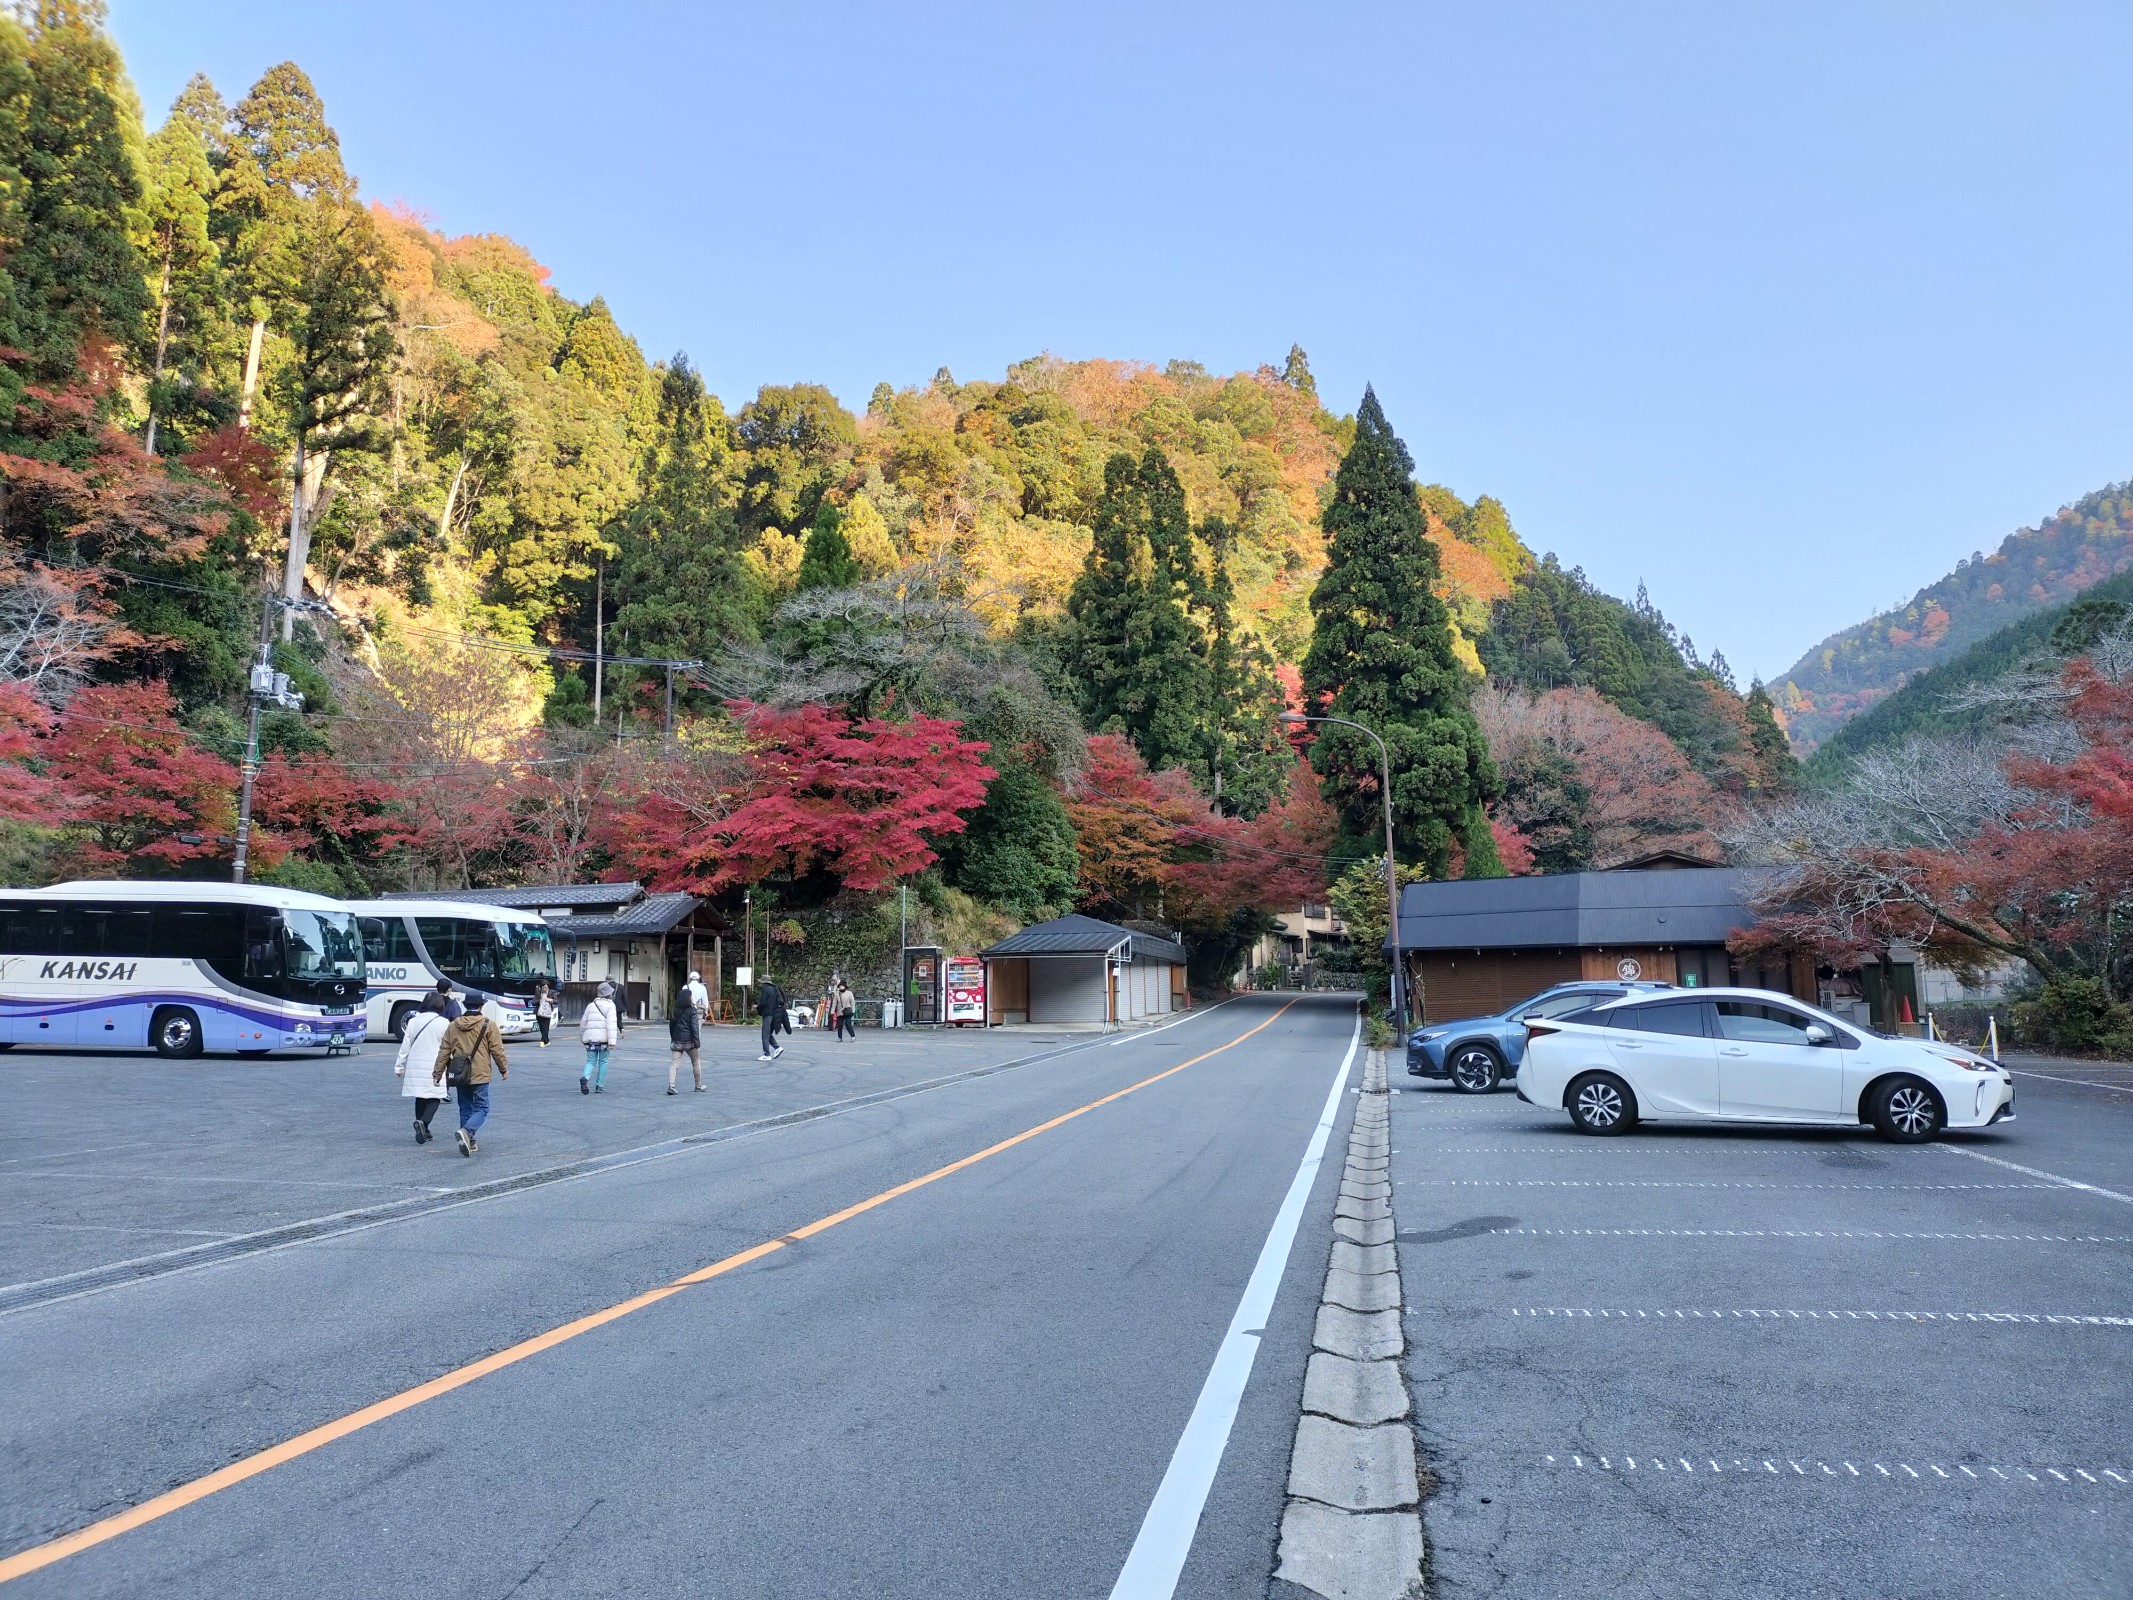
[389,882,729,1021]
[1394,866,1818,1023]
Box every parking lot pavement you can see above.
[1390,1071,2133,1599]
[0,1022,1105,1293]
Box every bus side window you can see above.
[63,905,153,958]
[382,918,420,963]
[0,903,63,955]
[414,918,462,973]
[244,909,284,983]
[359,918,387,963]
[154,905,246,973]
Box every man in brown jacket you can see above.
[431,1001,509,1157]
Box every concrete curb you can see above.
[1272,1045,1426,1600]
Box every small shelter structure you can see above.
[979,914,1188,1027]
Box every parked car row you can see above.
[1408,981,2012,1143]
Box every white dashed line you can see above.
[1543,1453,2130,1486]
[1508,1307,2133,1325]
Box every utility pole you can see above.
[663,663,675,743]
[1281,711,1406,1030]
[592,559,604,719]
[232,595,306,883]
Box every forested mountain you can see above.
[1772,481,2133,751]
[1802,565,2133,773]
[0,4,1794,973]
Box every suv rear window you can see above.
[1606,999,1711,1037]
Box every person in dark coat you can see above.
[755,977,788,1061]
[667,983,703,1094]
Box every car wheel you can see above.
[388,1002,415,1041]
[1870,1077,1944,1143]
[1566,1071,1637,1136]
[151,1006,204,1059]
[1448,1045,1503,1094]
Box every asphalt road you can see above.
[0,995,1362,1599]
[1394,1055,2133,1599]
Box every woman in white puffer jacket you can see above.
[578,980,622,1095]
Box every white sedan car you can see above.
[1517,987,2014,1143]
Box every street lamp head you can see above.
[1278,712,1307,724]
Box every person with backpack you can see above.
[833,976,857,1042]
[430,1002,508,1157]
[394,992,452,1144]
[580,979,621,1094]
[434,979,464,1019]
[755,976,789,1061]
[667,979,703,1094]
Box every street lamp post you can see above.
[1281,711,1405,1030]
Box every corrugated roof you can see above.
[383,882,642,910]
[543,892,702,940]
[981,913,1185,965]
[1394,867,1767,951]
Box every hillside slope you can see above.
[1772,481,2133,751]
[1803,565,2133,773]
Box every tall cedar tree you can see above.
[1065,448,1208,777]
[796,502,859,590]
[944,757,1081,920]
[0,4,148,381]
[1743,681,1796,793]
[1301,388,1496,875]
[1199,516,1291,818]
[610,356,751,663]
[139,100,225,452]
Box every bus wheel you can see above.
[152,1006,204,1059]
[388,1002,415,1040]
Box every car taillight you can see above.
[1526,1021,1561,1038]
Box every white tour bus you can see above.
[351,899,555,1040]
[0,881,368,1057]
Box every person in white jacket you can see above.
[394,993,453,1144]
[579,980,622,1095]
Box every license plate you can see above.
[323,1006,353,1016]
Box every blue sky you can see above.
[109,1,2133,682]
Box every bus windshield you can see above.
[281,910,365,983]
[414,916,554,993]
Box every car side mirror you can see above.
[1804,1024,1833,1046]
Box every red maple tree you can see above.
[44,681,236,874]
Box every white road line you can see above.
[1509,1305,2133,1325]
[1935,1144,2133,1205]
[1418,1179,2048,1190]
[1107,1012,1360,1600]
[1499,1227,2132,1243]
[2006,1067,2133,1096]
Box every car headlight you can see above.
[1410,1029,1446,1046]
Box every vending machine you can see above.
[944,955,987,1026]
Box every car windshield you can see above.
[281,909,365,980]
[494,921,555,980]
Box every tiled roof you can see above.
[981,914,1186,966]
[383,881,643,910]
[1395,867,1767,952]
[542,892,703,940]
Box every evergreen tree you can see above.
[1063,447,1208,776]
[1199,516,1291,818]
[1301,388,1495,874]
[1743,680,1797,793]
[944,758,1080,920]
[0,2,148,377]
[139,99,224,451]
[610,356,751,663]
[796,502,859,590]
[1282,343,1317,398]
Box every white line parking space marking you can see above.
[1500,1227,2133,1244]
[1541,1453,2130,1486]
[2007,1067,2133,1096]
[1507,1307,2133,1325]
[1935,1143,2133,1205]
[1416,1179,2051,1190]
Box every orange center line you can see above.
[0,999,1302,1586]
